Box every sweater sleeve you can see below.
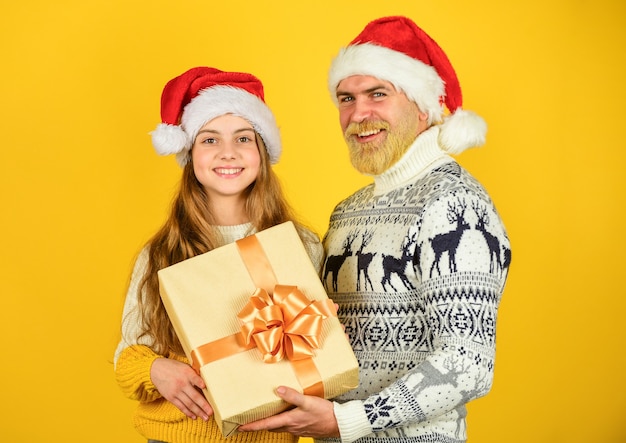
[115,344,162,402]
[303,231,325,277]
[113,248,164,401]
[333,400,373,443]
[113,248,192,402]
[114,247,151,367]
[335,185,510,440]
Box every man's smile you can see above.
[357,128,384,138]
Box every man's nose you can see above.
[351,98,373,122]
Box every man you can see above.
[240,16,511,443]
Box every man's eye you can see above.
[339,96,353,103]
[373,92,386,98]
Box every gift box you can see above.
[158,221,359,437]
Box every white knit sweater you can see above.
[320,126,511,443]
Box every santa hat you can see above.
[151,67,282,166]
[328,16,486,154]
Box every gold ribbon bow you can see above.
[238,285,335,363]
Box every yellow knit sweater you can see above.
[115,344,297,443]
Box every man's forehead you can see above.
[336,75,397,94]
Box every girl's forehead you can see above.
[201,114,255,131]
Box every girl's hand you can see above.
[150,357,213,421]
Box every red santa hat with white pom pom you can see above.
[151,67,282,166]
[328,16,486,154]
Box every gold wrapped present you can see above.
[158,221,359,437]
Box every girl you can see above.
[114,67,323,443]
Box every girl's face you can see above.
[191,114,261,203]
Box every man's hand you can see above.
[150,357,213,421]
[238,386,340,438]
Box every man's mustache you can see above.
[344,120,390,137]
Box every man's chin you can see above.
[351,156,387,175]
[354,166,382,175]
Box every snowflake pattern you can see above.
[365,396,399,430]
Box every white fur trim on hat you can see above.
[328,43,445,125]
[151,86,282,166]
[182,86,281,165]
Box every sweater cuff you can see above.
[115,345,162,401]
[333,400,372,443]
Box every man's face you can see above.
[336,75,429,175]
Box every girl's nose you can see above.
[219,142,236,159]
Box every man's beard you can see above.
[344,119,416,175]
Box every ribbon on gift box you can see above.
[238,285,335,363]
[190,233,335,397]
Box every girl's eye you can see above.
[238,136,252,143]
[202,137,217,144]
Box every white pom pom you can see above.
[438,109,487,154]
[150,123,189,156]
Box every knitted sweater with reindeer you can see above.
[320,126,511,443]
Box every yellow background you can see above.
[1,1,624,442]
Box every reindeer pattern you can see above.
[355,230,376,291]
[323,193,510,294]
[323,231,357,292]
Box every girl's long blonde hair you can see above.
[135,134,310,355]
